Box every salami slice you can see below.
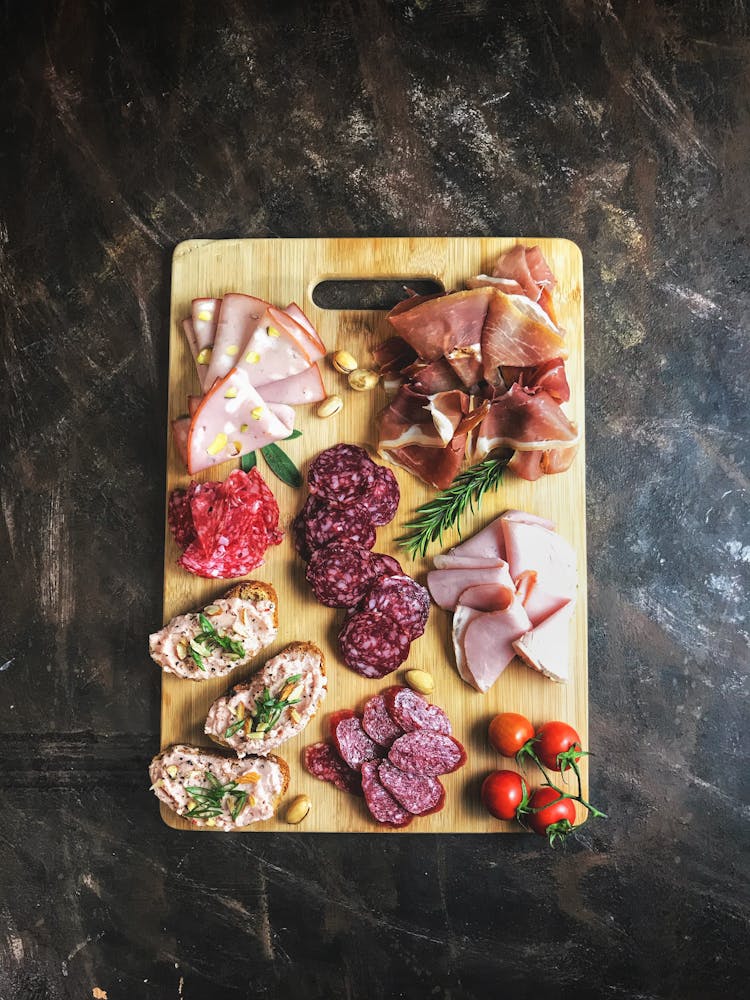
[328,708,357,738]
[383,686,452,735]
[388,731,466,776]
[360,465,400,526]
[360,761,413,827]
[167,488,195,550]
[302,496,376,553]
[338,611,411,678]
[307,444,378,505]
[370,553,403,579]
[306,542,377,608]
[362,694,403,748]
[332,715,383,771]
[360,575,430,641]
[378,759,445,815]
[304,743,363,796]
[292,511,311,561]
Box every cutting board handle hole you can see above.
[311,278,444,311]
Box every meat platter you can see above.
[156,236,588,833]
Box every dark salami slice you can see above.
[302,496,376,553]
[306,542,377,608]
[304,742,362,796]
[332,715,383,770]
[370,553,403,578]
[167,488,195,550]
[360,465,400,526]
[383,686,452,735]
[292,510,311,561]
[307,444,378,505]
[378,759,445,815]
[328,708,357,739]
[388,731,466,776]
[362,694,403,748]
[361,761,413,827]
[360,575,430,641]
[338,611,411,678]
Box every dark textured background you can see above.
[1,1,748,998]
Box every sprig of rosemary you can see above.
[224,674,303,740]
[396,457,508,558]
[189,613,245,672]
[184,771,248,822]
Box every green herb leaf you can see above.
[240,451,257,472]
[396,457,508,558]
[284,429,302,440]
[225,717,248,739]
[261,443,302,488]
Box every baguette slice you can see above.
[149,744,289,830]
[205,641,326,758]
[149,581,278,681]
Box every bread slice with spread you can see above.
[149,581,278,680]
[149,744,289,830]
[204,641,326,757]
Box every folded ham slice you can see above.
[377,385,488,453]
[451,583,514,686]
[491,245,556,302]
[501,517,576,626]
[507,445,579,481]
[382,434,468,491]
[512,600,574,683]
[186,367,292,474]
[204,293,269,389]
[460,593,532,692]
[427,562,515,611]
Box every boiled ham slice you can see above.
[258,364,326,406]
[186,367,292,474]
[512,600,574,683]
[460,594,532,692]
[451,583,513,687]
[501,517,577,626]
[204,293,269,388]
[427,562,515,611]
[432,554,508,570]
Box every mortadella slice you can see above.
[182,318,199,361]
[235,306,314,388]
[512,600,574,683]
[258,364,326,405]
[191,298,221,351]
[427,562,515,611]
[186,367,291,474]
[461,594,532,692]
[171,417,191,467]
[204,293,270,389]
[284,302,326,358]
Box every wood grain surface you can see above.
[161,237,586,832]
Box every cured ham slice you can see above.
[383,434,467,491]
[377,386,487,452]
[500,358,569,403]
[234,306,314,388]
[466,274,526,296]
[258,364,326,406]
[501,518,576,626]
[490,245,556,303]
[482,292,567,377]
[460,594,532,692]
[406,358,463,394]
[512,600,574,683]
[186,367,291,474]
[387,287,492,362]
[427,562,515,611]
[191,298,221,352]
[507,444,579,481]
[374,337,419,377]
[204,293,269,388]
[444,347,483,388]
[472,384,579,462]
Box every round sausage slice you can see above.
[388,731,466,776]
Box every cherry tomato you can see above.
[534,722,583,771]
[527,787,577,842]
[488,712,535,757]
[481,770,528,821]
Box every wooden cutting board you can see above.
[161,237,587,833]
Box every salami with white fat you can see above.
[306,542,377,608]
[304,742,362,795]
[301,496,376,553]
[378,759,445,815]
[388,731,466,776]
[360,575,430,641]
[338,611,411,678]
[307,444,378,506]
[383,686,452,735]
[361,761,413,827]
[360,465,400,526]
[370,553,403,579]
[362,694,404,748]
[331,715,383,771]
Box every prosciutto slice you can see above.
[387,287,492,362]
[377,385,487,452]
[472,384,579,462]
[507,445,579,481]
[186,367,292,474]
[490,245,556,303]
[406,357,463,394]
[383,433,467,491]
[482,292,567,377]
[204,293,269,388]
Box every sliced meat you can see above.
[380,432,468,491]
[301,496,376,553]
[507,444,579,481]
[482,291,567,378]
[360,761,413,827]
[388,731,466,777]
[460,594,532,692]
[432,554,507,570]
[427,562,515,611]
[386,286,492,362]
[306,541,378,608]
[362,694,404,748]
[191,297,221,351]
[204,293,269,388]
[383,686,451,735]
[490,244,556,302]
[378,759,445,816]
[332,715,383,771]
[307,444,379,506]
[501,517,577,626]
[359,464,400,526]
[234,305,315,388]
[360,575,430,641]
[512,599,575,683]
[338,610,411,678]
[472,383,579,462]
[370,553,403,579]
[303,742,362,795]
[258,363,326,405]
[283,302,326,358]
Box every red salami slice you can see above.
[362,694,403,748]
[306,542,377,608]
[360,575,430,641]
[302,496,376,553]
[361,761,413,827]
[332,715,383,771]
[328,708,357,738]
[292,511,311,561]
[378,759,445,815]
[304,742,362,796]
[167,488,195,550]
[338,611,411,678]
[360,465,400,526]
[307,444,378,505]
[383,686,452,735]
[388,731,466,776]
[370,553,403,578]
